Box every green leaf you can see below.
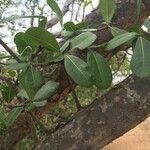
[47,0,63,25]
[17,89,29,100]
[88,51,112,89]
[131,37,150,77]
[7,70,16,78]
[144,18,150,30]
[25,27,60,51]
[76,22,89,30]
[64,55,93,87]
[14,32,28,54]
[2,86,16,103]
[136,0,142,20]
[19,66,43,99]
[61,30,74,38]
[21,46,33,57]
[64,22,76,32]
[60,40,70,52]
[71,32,96,50]
[0,107,6,121]
[110,26,127,37]
[34,81,59,101]
[99,0,116,23]
[5,107,23,128]
[6,63,29,70]
[106,32,138,50]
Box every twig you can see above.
[70,0,75,21]
[0,39,22,63]
[75,1,82,21]
[82,4,86,21]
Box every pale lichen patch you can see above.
[99,100,108,113]
[114,96,121,102]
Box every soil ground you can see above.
[103,117,150,150]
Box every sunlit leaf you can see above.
[71,32,96,50]
[136,0,142,20]
[106,32,138,50]
[17,89,29,100]
[88,50,112,89]
[25,27,60,51]
[131,37,150,77]
[34,81,59,101]
[5,107,23,128]
[2,86,16,103]
[110,26,127,37]
[47,0,63,25]
[99,0,116,23]
[60,40,70,52]
[19,66,43,99]
[64,55,93,87]
[14,32,28,54]
[6,63,29,71]
[64,22,76,32]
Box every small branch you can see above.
[82,4,86,21]
[70,0,75,21]
[0,39,22,63]
[75,1,82,21]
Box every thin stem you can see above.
[0,39,22,63]
[68,78,82,111]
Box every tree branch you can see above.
[38,75,150,150]
[0,39,22,63]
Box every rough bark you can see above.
[38,75,150,150]
[0,0,150,149]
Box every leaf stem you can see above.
[68,78,82,111]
